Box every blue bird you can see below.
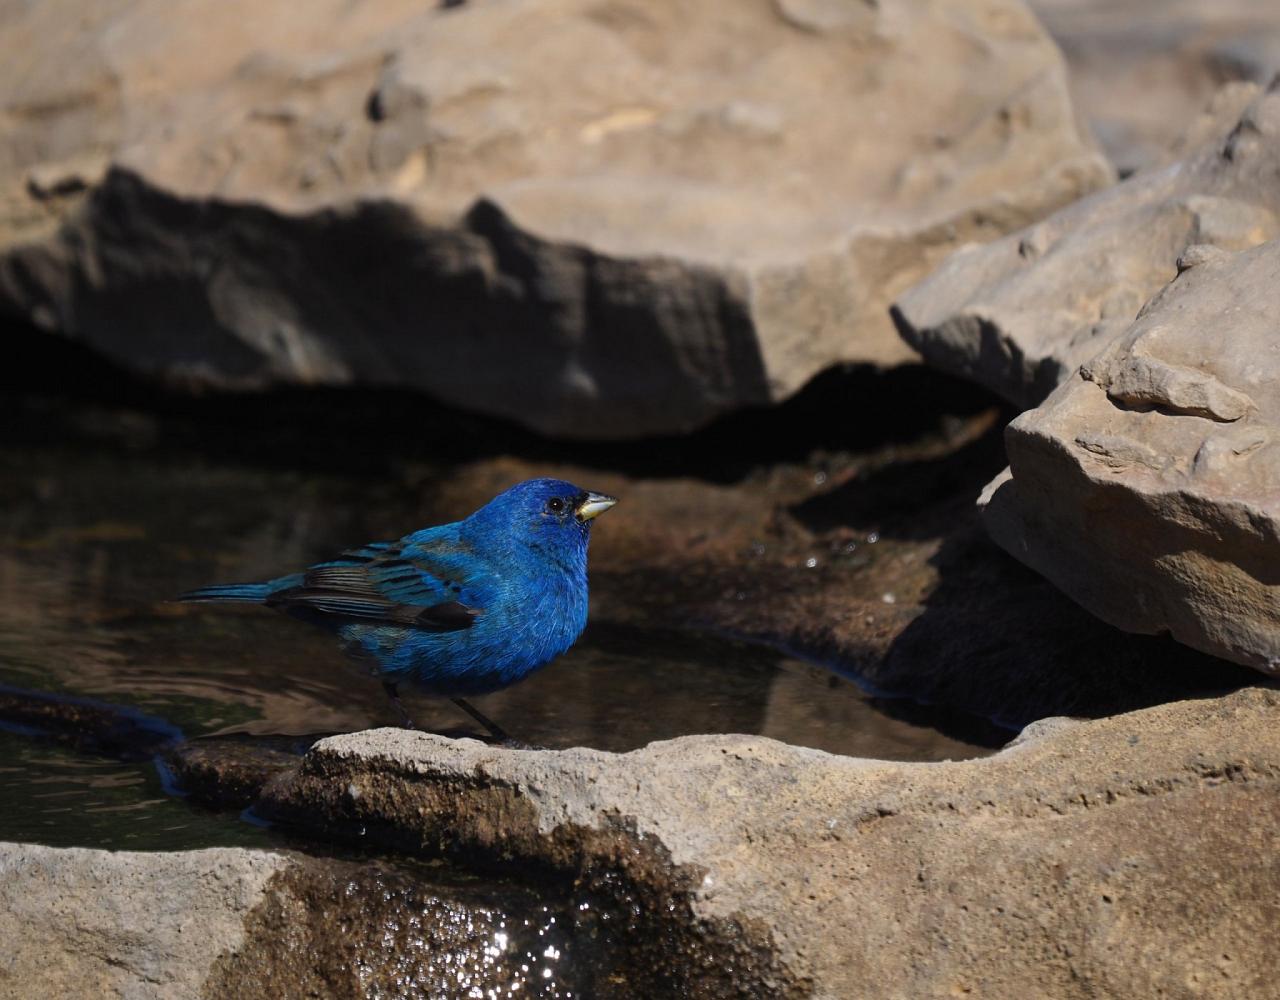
[180,478,617,740]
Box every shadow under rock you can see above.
[875,516,1265,729]
[784,422,1262,727]
[3,318,999,484]
[789,420,1011,541]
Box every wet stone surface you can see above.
[163,732,318,811]
[239,692,1280,999]
[208,856,611,999]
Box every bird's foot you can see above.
[451,697,516,744]
[382,680,417,730]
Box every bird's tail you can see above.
[177,582,276,604]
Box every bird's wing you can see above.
[264,536,483,632]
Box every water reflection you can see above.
[206,857,665,998]
[346,891,581,999]
[0,729,275,850]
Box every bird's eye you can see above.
[546,497,567,515]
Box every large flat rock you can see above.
[255,688,1280,999]
[894,81,1280,409]
[983,238,1280,676]
[0,0,1108,437]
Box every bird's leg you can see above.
[451,698,511,743]
[382,680,416,730]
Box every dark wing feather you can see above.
[266,588,480,631]
[299,564,385,597]
[263,544,482,632]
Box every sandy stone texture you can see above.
[257,688,1280,998]
[1029,0,1280,175]
[983,237,1280,675]
[894,82,1280,410]
[0,0,1108,437]
[0,844,286,1000]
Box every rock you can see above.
[8,690,1278,997]
[0,843,637,998]
[254,688,1280,998]
[0,0,1109,438]
[702,496,1254,729]
[984,238,1280,676]
[1207,33,1280,92]
[0,844,286,999]
[164,734,318,809]
[1028,0,1280,175]
[0,685,181,761]
[203,854,633,999]
[893,82,1280,410]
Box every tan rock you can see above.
[894,82,1280,409]
[0,844,619,998]
[984,238,1280,675]
[5,688,1278,997]
[1028,0,1280,175]
[0,845,286,1000]
[0,0,1109,437]
[256,688,1280,999]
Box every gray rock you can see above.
[0,844,286,999]
[894,82,1280,409]
[6,688,1279,997]
[983,238,1280,676]
[1003,713,1083,748]
[1208,32,1280,89]
[1028,0,1280,176]
[0,0,1109,438]
[0,844,636,998]
[256,688,1280,998]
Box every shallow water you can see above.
[0,431,995,850]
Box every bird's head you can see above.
[465,478,618,556]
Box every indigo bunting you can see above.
[181,478,617,740]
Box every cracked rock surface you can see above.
[893,82,1280,409]
[251,688,1280,999]
[0,0,1107,438]
[983,238,1280,676]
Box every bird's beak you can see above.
[575,491,618,522]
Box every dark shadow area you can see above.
[860,690,1012,749]
[877,517,1267,728]
[788,419,1011,540]
[754,419,1270,728]
[2,318,1000,482]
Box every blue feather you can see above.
[179,581,280,603]
[179,479,617,727]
